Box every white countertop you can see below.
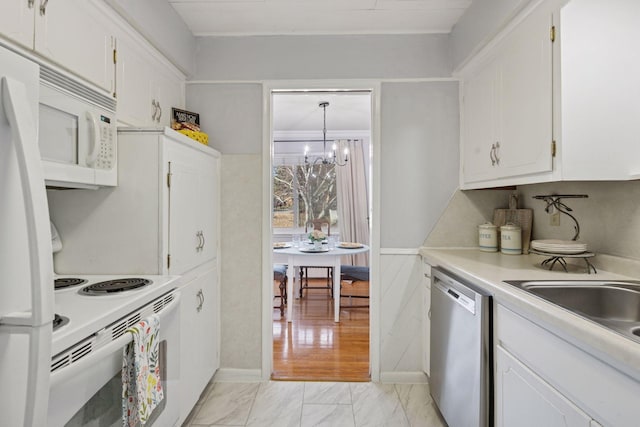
[419,248,640,380]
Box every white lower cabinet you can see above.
[496,345,592,427]
[179,265,219,424]
[496,303,640,427]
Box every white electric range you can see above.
[50,274,182,426]
[52,274,180,356]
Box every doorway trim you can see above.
[261,79,382,382]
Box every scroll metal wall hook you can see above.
[532,194,588,241]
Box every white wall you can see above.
[425,181,640,276]
[186,83,262,154]
[186,34,460,376]
[219,154,263,369]
[449,0,532,70]
[105,0,196,76]
[380,81,460,248]
[193,34,451,81]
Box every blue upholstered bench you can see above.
[340,265,369,307]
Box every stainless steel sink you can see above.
[504,280,640,344]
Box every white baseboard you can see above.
[213,368,263,383]
[379,371,429,384]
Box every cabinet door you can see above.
[496,346,593,427]
[115,32,155,126]
[422,259,432,375]
[198,268,219,385]
[497,4,553,178]
[0,0,35,49]
[178,267,219,424]
[151,65,185,128]
[167,144,202,275]
[461,58,500,183]
[178,276,201,423]
[560,0,640,180]
[34,0,115,94]
[198,155,218,263]
[461,3,553,188]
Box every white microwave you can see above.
[38,72,117,189]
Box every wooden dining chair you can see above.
[299,219,333,298]
[273,264,288,317]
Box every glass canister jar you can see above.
[500,224,522,255]
[478,223,498,252]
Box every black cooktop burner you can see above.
[53,314,69,331]
[80,278,151,295]
[54,278,87,290]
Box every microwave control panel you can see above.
[96,115,116,170]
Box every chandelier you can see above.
[304,101,349,166]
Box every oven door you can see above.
[48,291,181,427]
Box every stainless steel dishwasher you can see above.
[430,267,492,427]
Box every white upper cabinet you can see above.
[115,27,185,127]
[0,0,35,49]
[460,0,640,188]
[34,0,115,94]
[0,0,116,95]
[461,1,554,188]
[559,0,640,180]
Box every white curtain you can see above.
[336,139,369,266]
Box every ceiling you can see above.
[273,92,371,132]
[169,0,473,36]
[272,92,372,156]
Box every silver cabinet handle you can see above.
[39,0,48,15]
[28,0,35,9]
[490,144,496,166]
[196,289,204,312]
[200,231,205,249]
[151,99,160,122]
[151,100,157,122]
[156,102,162,123]
[196,231,202,250]
[494,141,501,165]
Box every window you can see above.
[273,163,337,232]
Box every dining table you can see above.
[273,242,370,322]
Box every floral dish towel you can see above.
[122,315,164,426]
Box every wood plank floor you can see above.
[272,278,370,382]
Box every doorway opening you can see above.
[270,90,373,381]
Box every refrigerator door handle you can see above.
[1,77,54,327]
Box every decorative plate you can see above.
[338,242,364,249]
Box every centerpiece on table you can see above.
[308,230,326,250]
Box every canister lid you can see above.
[478,222,497,229]
[500,223,521,231]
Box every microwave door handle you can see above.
[85,111,100,167]
[1,77,54,327]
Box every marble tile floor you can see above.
[183,380,448,427]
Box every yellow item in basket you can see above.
[178,129,208,145]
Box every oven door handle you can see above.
[50,292,181,388]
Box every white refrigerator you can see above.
[0,45,54,426]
